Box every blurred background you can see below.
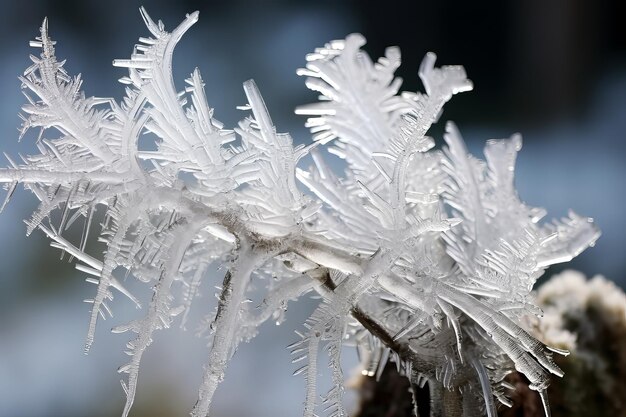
[0,0,624,416]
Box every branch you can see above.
[192,239,282,417]
[0,168,138,186]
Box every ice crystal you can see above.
[0,8,600,417]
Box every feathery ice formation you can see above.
[0,8,600,417]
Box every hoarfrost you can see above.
[0,7,601,417]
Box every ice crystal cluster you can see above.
[0,8,601,417]
[501,271,626,417]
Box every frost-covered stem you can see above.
[0,168,138,186]
[113,8,216,173]
[117,91,149,176]
[377,273,560,393]
[85,194,147,353]
[38,224,140,306]
[316,270,430,371]
[38,224,103,270]
[470,355,497,417]
[292,237,364,275]
[157,194,364,275]
[192,240,274,417]
[120,214,208,417]
[337,248,394,303]
[300,247,398,416]
[23,19,117,164]
[303,329,321,417]
[181,261,210,329]
[249,275,317,327]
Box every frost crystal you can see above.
[1,8,600,417]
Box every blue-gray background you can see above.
[0,1,624,416]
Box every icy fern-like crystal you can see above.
[1,8,600,417]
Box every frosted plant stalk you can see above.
[0,7,601,417]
